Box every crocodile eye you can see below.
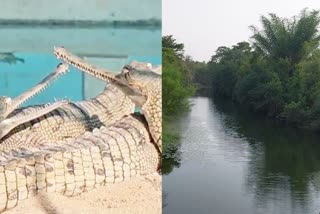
[123,65,131,70]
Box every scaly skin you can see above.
[0,49,160,212]
[54,47,162,153]
[0,62,135,152]
[0,63,69,140]
[0,84,135,152]
[120,64,162,153]
[0,115,158,212]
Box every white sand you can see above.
[4,174,161,214]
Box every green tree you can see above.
[162,35,185,59]
[162,36,195,159]
[163,48,194,116]
[199,9,320,130]
[250,9,320,75]
[207,42,253,97]
[234,59,284,116]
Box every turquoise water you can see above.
[0,27,161,106]
[0,27,161,57]
[0,53,161,106]
[0,53,83,105]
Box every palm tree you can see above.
[250,9,320,75]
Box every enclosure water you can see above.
[0,26,161,105]
[163,95,320,214]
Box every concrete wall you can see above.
[0,0,161,21]
[0,28,161,56]
[0,0,161,104]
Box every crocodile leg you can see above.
[0,116,158,212]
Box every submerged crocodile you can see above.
[0,49,161,212]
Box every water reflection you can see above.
[213,97,320,208]
[162,191,169,208]
[162,146,181,175]
[163,94,320,214]
[162,113,191,175]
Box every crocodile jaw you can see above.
[54,46,146,107]
[0,63,69,140]
[0,96,12,121]
[54,46,118,82]
[0,63,69,120]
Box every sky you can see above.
[163,0,320,61]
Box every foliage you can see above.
[192,9,320,130]
[162,48,194,116]
[250,9,320,75]
[162,35,185,59]
[162,35,195,158]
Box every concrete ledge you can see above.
[0,19,161,28]
[0,0,161,21]
[0,27,161,56]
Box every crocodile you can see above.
[54,47,162,154]
[0,65,135,152]
[0,63,70,147]
[0,51,161,212]
[0,114,158,212]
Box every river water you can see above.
[163,95,320,214]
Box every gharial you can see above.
[0,47,162,212]
[54,47,162,154]
[0,63,134,152]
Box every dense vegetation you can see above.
[162,35,195,157]
[192,9,320,130]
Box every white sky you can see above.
[163,0,320,61]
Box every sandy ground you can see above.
[4,174,161,214]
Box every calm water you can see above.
[163,96,320,214]
[0,26,161,105]
[0,53,84,105]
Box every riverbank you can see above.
[5,174,161,214]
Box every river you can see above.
[163,95,320,214]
